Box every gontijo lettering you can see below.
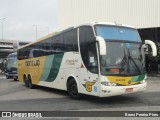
[25,60,40,66]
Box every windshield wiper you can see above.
[120,49,128,66]
[128,50,141,74]
[119,49,129,73]
[120,46,141,74]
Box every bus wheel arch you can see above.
[67,76,81,99]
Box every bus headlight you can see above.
[101,81,117,86]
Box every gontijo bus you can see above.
[17,22,157,99]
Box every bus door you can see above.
[79,43,99,96]
[78,26,99,96]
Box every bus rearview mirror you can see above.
[144,40,157,57]
[96,36,106,55]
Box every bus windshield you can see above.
[95,25,145,75]
[100,42,146,75]
[7,55,17,69]
[95,25,141,42]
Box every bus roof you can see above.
[18,22,136,50]
[75,22,136,29]
[18,32,57,49]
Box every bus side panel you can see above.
[60,52,100,97]
[30,56,46,84]
[18,56,46,84]
[39,53,64,82]
[63,52,80,90]
[38,53,65,88]
[17,60,29,82]
[38,52,80,91]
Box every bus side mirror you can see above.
[144,40,157,57]
[96,36,106,55]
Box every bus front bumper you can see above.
[6,73,18,79]
[100,82,147,97]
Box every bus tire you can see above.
[67,79,81,99]
[14,78,18,81]
[24,75,29,87]
[6,75,9,79]
[28,76,34,89]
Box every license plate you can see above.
[125,88,133,92]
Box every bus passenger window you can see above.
[52,35,64,53]
[64,29,78,52]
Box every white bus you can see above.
[17,22,157,99]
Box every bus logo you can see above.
[128,80,131,85]
[83,81,95,92]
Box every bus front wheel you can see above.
[14,78,18,81]
[67,79,81,99]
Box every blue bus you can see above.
[6,52,18,81]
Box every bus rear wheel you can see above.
[6,75,9,79]
[67,79,81,99]
[28,76,34,89]
[24,75,29,87]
